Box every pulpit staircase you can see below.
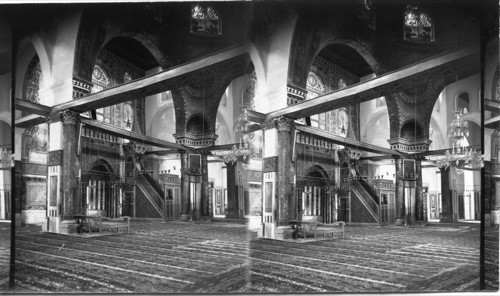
[349,168,380,224]
[134,163,166,219]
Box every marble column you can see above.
[225,161,238,219]
[276,116,295,225]
[394,158,405,225]
[440,166,452,223]
[180,152,190,221]
[60,110,81,221]
[415,159,424,221]
[200,153,211,218]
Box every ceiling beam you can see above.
[295,125,407,157]
[485,99,500,113]
[15,114,47,128]
[485,115,500,129]
[51,43,249,114]
[15,98,51,116]
[144,150,179,156]
[80,117,193,152]
[266,46,479,120]
[414,145,482,158]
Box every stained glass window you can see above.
[306,72,327,131]
[190,4,222,36]
[91,65,112,124]
[404,5,435,42]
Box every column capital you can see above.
[262,119,276,131]
[60,110,79,125]
[276,116,294,132]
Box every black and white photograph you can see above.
[0,0,498,294]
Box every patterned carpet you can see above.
[11,221,481,293]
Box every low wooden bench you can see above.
[291,220,345,239]
[75,215,131,234]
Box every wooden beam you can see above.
[415,145,482,158]
[15,114,47,128]
[144,150,179,156]
[267,46,479,120]
[485,115,500,129]
[15,98,51,116]
[295,125,407,157]
[80,117,193,152]
[485,99,500,113]
[51,44,249,114]
[247,110,266,124]
[196,143,242,153]
[359,155,395,162]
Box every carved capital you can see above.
[60,110,79,125]
[276,116,294,132]
[262,119,276,131]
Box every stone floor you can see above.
[0,222,11,292]
[6,220,485,294]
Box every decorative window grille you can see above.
[403,5,435,42]
[190,4,222,36]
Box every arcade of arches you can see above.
[4,2,498,241]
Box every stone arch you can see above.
[484,38,499,101]
[15,38,49,103]
[186,114,210,134]
[304,165,331,183]
[149,102,176,142]
[88,158,116,180]
[362,109,390,148]
[400,120,424,139]
[287,8,379,92]
[429,116,445,150]
[73,9,170,84]
[0,120,10,147]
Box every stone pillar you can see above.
[491,130,500,225]
[180,152,190,221]
[276,117,294,225]
[226,161,238,219]
[415,159,424,221]
[60,110,81,221]
[440,166,452,223]
[200,153,211,218]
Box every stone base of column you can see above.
[275,225,294,240]
[440,214,453,223]
[180,214,190,221]
[491,210,500,225]
[225,212,239,219]
[394,218,405,226]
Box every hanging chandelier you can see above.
[434,108,483,170]
[221,98,258,164]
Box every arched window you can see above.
[190,4,222,36]
[91,65,112,124]
[403,5,435,42]
[456,92,469,114]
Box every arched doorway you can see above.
[82,160,118,218]
[298,166,333,223]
